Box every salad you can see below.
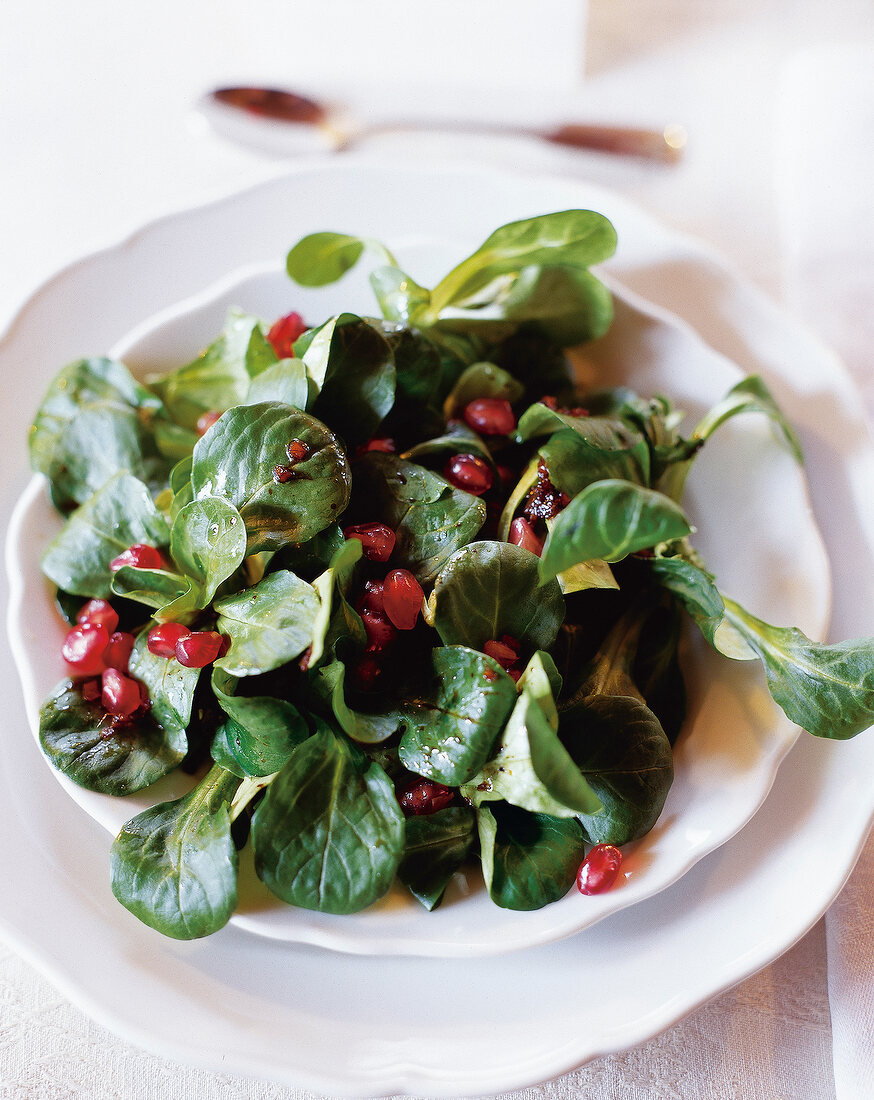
[28,210,874,940]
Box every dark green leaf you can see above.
[170,496,247,606]
[128,630,202,730]
[429,541,565,652]
[539,479,692,583]
[398,646,517,785]
[352,453,486,583]
[41,473,170,598]
[210,668,310,777]
[252,725,405,913]
[477,801,586,911]
[110,764,240,939]
[39,679,187,795]
[214,569,320,676]
[244,358,310,410]
[398,806,477,911]
[190,401,351,554]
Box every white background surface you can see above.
[2,1,874,1097]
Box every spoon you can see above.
[204,85,687,164]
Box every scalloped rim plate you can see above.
[1,160,873,1096]
[8,245,828,957]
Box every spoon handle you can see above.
[541,122,686,163]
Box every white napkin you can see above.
[776,41,874,1100]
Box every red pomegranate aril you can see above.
[196,410,223,436]
[81,677,102,703]
[508,516,544,556]
[483,639,519,669]
[147,622,191,658]
[356,579,385,616]
[344,522,396,562]
[576,844,624,895]
[361,611,397,653]
[350,655,382,690]
[382,569,424,630]
[76,598,119,634]
[286,438,309,463]
[443,453,493,496]
[62,623,110,677]
[175,630,225,669]
[508,667,522,682]
[398,777,455,816]
[267,311,307,358]
[104,631,136,672]
[358,436,396,455]
[109,544,164,572]
[463,397,516,436]
[101,668,143,718]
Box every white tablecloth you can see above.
[2,2,873,1097]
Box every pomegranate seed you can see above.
[196,410,222,436]
[273,464,298,483]
[361,611,397,653]
[109,544,164,572]
[496,464,515,488]
[509,516,544,556]
[357,437,396,455]
[483,639,518,669]
[101,668,143,718]
[382,569,424,630]
[104,631,136,672]
[76,598,119,634]
[463,397,516,436]
[398,777,455,816]
[344,522,396,562]
[508,668,522,682]
[356,579,385,616]
[62,623,110,677]
[540,395,559,410]
[81,678,102,702]
[484,667,498,682]
[350,655,382,690]
[285,438,309,463]
[576,844,624,895]
[267,311,307,358]
[175,630,225,669]
[443,453,493,496]
[147,622,191,658]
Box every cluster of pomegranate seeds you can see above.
[195,409,223,436]
[540,395,589,418]
[483,635,523,681]
[576,844,624,895]
[344,522,396,562]
[266,310,307,359]
[382,569,424,630]
[462,397,516,436]
[63,600,147,720]
[508,516,544,556]
[443,453,493,495]
[523,460,570,523]
[109,544,164,572]
[397,777,455,816]
[147,623,225,669]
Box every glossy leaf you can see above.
[39,679,187,796]
[210,668,310,777]
[429,541,565,652]
[286,232,394,286]
[128,630,202,731]
[170,496,247,606]
[41,473,170,598]
[477,801,587,911]
[110,765,240,939]
[252,725,405,913]
[538,479,692,583]
[190,401,351,554]
[214,569,320,676]
[244,357,310,410]
[398,646,517,785]
[351,453,486,583]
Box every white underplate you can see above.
[7,237,828,957]
[1,161,873,1095]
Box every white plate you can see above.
[1,161,873,1095]
[7,230,828,957]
